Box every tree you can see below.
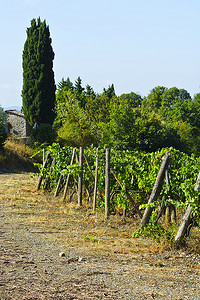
[142,86,167,111]
[160,87,191,111]
[119,92,142,108]
[85,84,95,98]
[106,95,139,149]
[54,89,96,147]
[0,107,7,148]
[22,18,56,127]
[103,84,116,100]
[85,93,111,124]
[74,76,86,108]
[57,77,74,92]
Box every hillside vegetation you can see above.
[0,140,41,173]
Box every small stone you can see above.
[59,252,65,257]
[78,257,85,262]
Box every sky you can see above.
[0,0,199,109]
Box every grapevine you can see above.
[35,144,200,222]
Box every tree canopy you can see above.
[54,77,199,155]
[22,18,56,127]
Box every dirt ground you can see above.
[0,172,200,299]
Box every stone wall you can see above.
[5,110,31,138]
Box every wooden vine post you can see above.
[105,148,110,219]
[141,154,171,227]
[93,148,99,212]
[164,170,176,224]
[174,170,200,244]
[43,157,56,190]
[54,174,63,197]
[43,148,45,164]
[63,149,76,201]
[37,150,50,191]
[78,147,84,206]
[110,168,142,218]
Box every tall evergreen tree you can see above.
[22,18,56,126]
[57,77,74,92]
[85,84,95,97]
[103,84,115,100]
[74,76,86,108]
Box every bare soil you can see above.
[0,172,200,299]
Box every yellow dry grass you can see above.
[1,172,200,256]
[0,139,41,172]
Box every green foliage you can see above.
[57,116,96,147]
[35,143,200,244]
[140,86,200,155]
[74,76,86,108]
[22,18,56,127]
[57,77,74,92]
[83,236,100,243]
[103,84,116,100]
[85,93,111,125]
[142,86,167,111]
[119,92,142,108]
[85,84,95,98]
[54,76,200,154]
[31,123,57,145]
[37,144,200,220]
[132,212,176,244]
[0,107,7,148]
[54,90,96,147]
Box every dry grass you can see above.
[0,139,41,172]
[1,173,200,299]
[1,172,200,257]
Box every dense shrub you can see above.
[30,123,57,145]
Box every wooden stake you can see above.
[141,154,170,227]
[175,170,200,243]
[44,158,56,189]
[63,149,76,202]
[37,150,50,190]
[110,168,142,218]
[78,147,83,206]
[54,174,63,197]
[84,154,94,179]
[93,148,99,212]
[105,148,110,219]
[43,148,45,164]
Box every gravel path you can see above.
[0,173,200,299]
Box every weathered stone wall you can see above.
[5,110,31,138]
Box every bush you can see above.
[31,123,57,145]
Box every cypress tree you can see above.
[22,18,56,126]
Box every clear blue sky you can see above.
[0,0,199,108]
